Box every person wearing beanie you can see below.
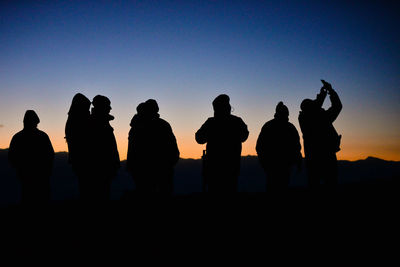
[127,99,180,194]
[87,95,120,201]
[256,102,302,193]
[8,110,54,203]
[196,94,249,193]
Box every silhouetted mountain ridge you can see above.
[1,148,399,206]
[1,148,398,163]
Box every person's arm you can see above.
[256,125,268,170]
[43,133,55,177]
[321,80,342,122]
[326,88,342,123]
[112,135,121,169]
[238,118,249,143]
[45,135,55,167]
[48,136,55,161]
[166,123,180,166]
[291,124,302,171]
[255,128,264,157]
[315,87,327,108]
[195,119,210,144]
[8,135,17,169]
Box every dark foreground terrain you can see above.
[1,149,399,265]
[2,147,400,205]
[1,187,398,266]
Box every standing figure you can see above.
[65,93,92,200]
[256,102,302,193]
[195,94,249,193]
[8,110,54,203]
[298,80,342,190]
[127,102,147,192]
[88,95,120,201]
[127,100,179,194]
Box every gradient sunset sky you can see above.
[1,1,399,160]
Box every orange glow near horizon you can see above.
[3,130,399,162]
[1,100,399,162]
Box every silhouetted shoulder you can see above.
[230,115,249,142]
[287,121,299,132]
[230,115,242,123]
[203,117,215,126]
[260,119,274,131]
[10,130,24,141]
[8,128,54,170]
[34,129,54,153]
[256,119,274,155]
[195,117,214,144]
[11,128,52,143]
[37,129,52,139]
[158,118,173,130]
[230,114,247,127]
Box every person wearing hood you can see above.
[8,110,54,203]
[127,99,180,194]
[195,94,249,193]
[65,93,92,200]
[256,102,302,193]
[127,102,147,192]
[298,80,342,191]
[88,95,120,201]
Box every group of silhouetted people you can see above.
[65,94,121,202]
[8,80,342,203]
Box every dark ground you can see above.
[1,149,399,265]
[1,187,398,266]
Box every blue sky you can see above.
[1,0,399,160]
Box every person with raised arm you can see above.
[299,80,342,191]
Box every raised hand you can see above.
[321,79,333,93]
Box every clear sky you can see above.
[1,0,399,160]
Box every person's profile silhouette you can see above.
[65,93,92,200]
[256,102,302,193]
[87,95,120,201]
[8,110,54,203]
[127,99,179,194]
[195,94,249,193]
[298,80,342,191]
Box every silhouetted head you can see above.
[300,99,316,113]
[145,99,159,117]
[68,93,91,116]
[274,101,289,121]
[92,95,112,114]
[212,94,231,117]
[136,102,146,114]
[23,110,40,129]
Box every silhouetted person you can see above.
[8,110,54,203]
[256,102,302,193]
[65,93,92,200]
[127,102,147,192]
[88,95,120,201]
[196,94,249,193]
[299,80,342,191]
[127,100,179,194]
